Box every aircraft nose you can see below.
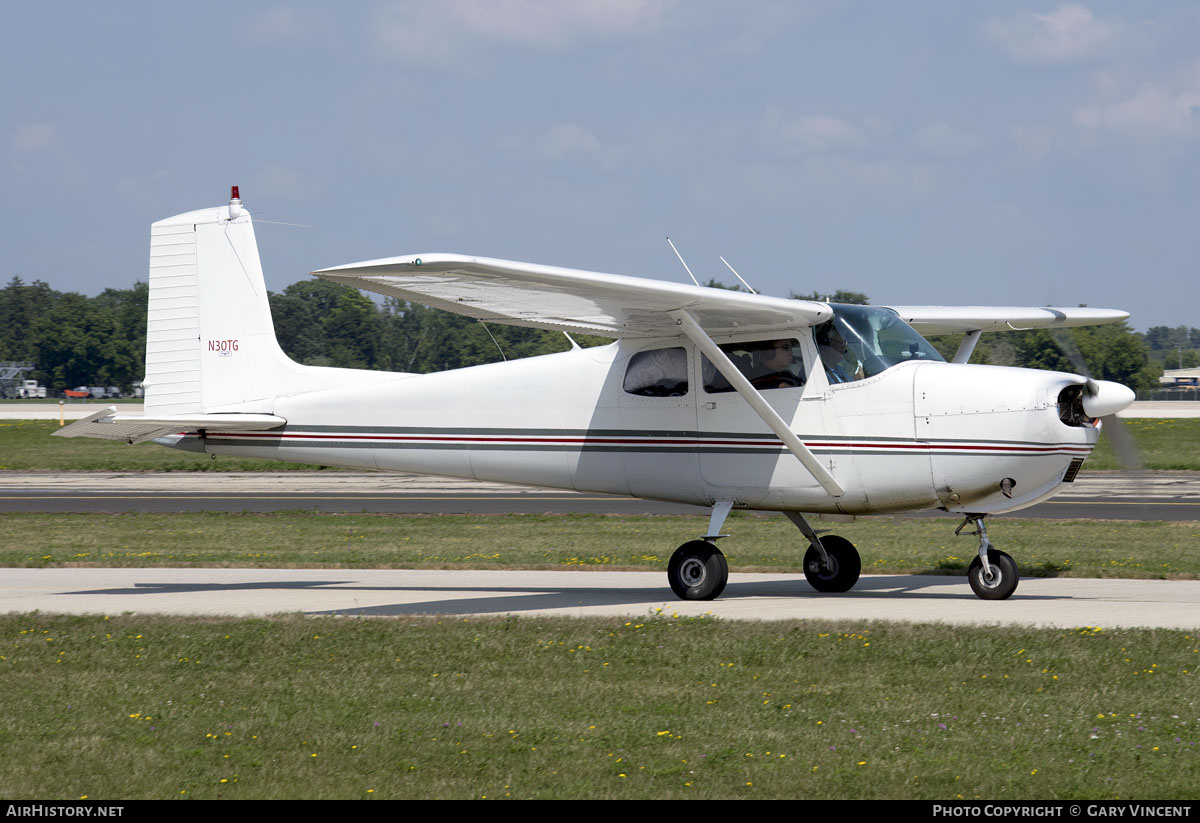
[1081,379,1136,418]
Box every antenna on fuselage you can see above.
[719,256,758,294]
[666,237,701,287]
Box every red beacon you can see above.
[228,185,243,219]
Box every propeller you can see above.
[1050,331,1141,469]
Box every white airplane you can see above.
[58,189,1137,601]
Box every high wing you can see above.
[885,306,1130,335]
[313,254,832,338]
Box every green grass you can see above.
[3,418,1200,471]
[3,512,1198,579]
[1,613,1195,800]
[1087,418,1200,470]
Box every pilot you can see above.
[750,339,802,389]
[816,323,863,384]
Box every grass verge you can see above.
[2,512,1198,579]
[1,613,1195,800]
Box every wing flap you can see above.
[314,254,831,338]
[53,407,286,444]
[886,306,1130,335]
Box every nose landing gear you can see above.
[956,515,1019,600]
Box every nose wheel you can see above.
[967,549,1018,600]
[957,515,1019,600]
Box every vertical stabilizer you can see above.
[144,192,289,414]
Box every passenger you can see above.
[816,323,863,384]
[750,339,802,389]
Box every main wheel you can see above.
[803,535,861,593]
[967,548,1019,600]
[667,540,729,601]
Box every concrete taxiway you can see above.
[3,567,1198,629]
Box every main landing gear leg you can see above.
[955,515,1019,601]
[783,511,861,593]
[666,501,732,601]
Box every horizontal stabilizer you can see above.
[314,254,831,338]
[53,407,286,444]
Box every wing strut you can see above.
[668,309,845,498]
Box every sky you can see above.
[2,1,1198,331]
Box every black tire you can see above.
[802,535,861,593]
[967,549,1019,600]
[667,540,729,601]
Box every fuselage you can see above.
[170,336,1098,516]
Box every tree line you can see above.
[0,275,1168,394]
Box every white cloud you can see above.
[912,123,985,156]
[536,123,620,169]
[447,0,667,46]
[765,110,868,156]
[1074,85,1200,135]
[11,122,59,153]
[984,4,1147,64]
[365,137,410,174]
[371,0,668,62]
[8,122,79,186]
[1007,124,1062,164]
[243,7,327,43]
[990,203,1028,229]
[702,156,939,209]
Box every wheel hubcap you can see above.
[981,564,1002,588]
[680,557,706,586]
[809,555,838,579]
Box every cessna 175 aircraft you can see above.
[58,189,1137,601]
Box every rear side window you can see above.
[624,347,689,397]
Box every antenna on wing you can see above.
[719,256,758,294]
[666,237,701,287]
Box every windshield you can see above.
[813,304,944,383]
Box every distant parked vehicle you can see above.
[63,389,89,399]
[17,380,46,399]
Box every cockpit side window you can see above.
[814,304,945,384]
[702,338,805,393]
[623,347,689,397]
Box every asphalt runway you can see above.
[2,471,1199,520]
[4,567,1198,629]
